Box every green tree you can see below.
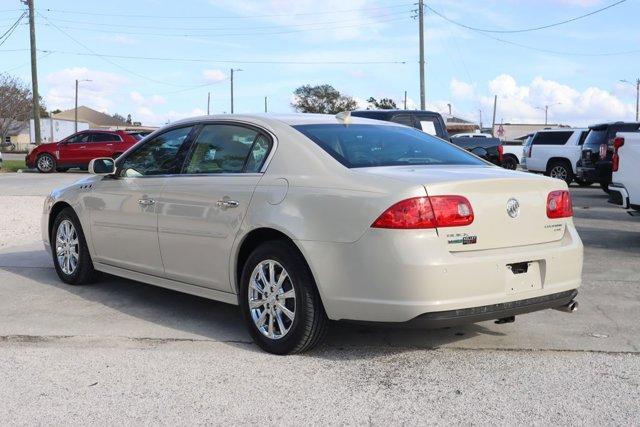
[292,84,357,114]
[367,97,397,110]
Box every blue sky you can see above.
[2,0,639,126]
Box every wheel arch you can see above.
[48,201,74,241]
[233,227,318,297]
[546,157,572,172]
[503,152,519,163]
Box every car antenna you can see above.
[335,111,352,125]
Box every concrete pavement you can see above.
[0,172,638,424]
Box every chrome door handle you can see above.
[216,199,239,208]
[138,198,155,206]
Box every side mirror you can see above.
[89,157,116,175]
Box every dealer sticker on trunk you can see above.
[446,233,478,245]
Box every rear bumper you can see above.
[577,161,612,183]
[299,224,583,323]
[406,289,577,328]
[608,183,629,208]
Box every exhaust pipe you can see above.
[554,300,578,313]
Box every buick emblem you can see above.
[506,198,520,218]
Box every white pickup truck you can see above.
[608,132,640,213]
[521,128,589,185]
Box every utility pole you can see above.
[418,0,425,110]
[25,0,41,145]
[491,95,497,136]
[230,68,242,114]
[207,92,211,115]
[74,79,91,132]
[264,96,268,113]
[479,109,483,131]
[447,103,452,115]
[404,90,407,110]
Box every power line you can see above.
[40,9,412,32]
[42,3,415,20]
[37,12,200,88]
[40,16,410,39]
[0,12,25,47]
[424,0,627,33]
[39,49,408,65]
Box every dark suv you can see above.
[577,122,640,193]
[350,110,503,166]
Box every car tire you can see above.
[547,160,574,185]
[239,240,328,355]
[51,207,98,286]
[36,153,56,173]
[574,178,592,187]
[600,182,610,194]
[55,167,69,173]
[501,155,518,170]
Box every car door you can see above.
[86,125,196,276]
[157,123,273,292]
[90,132,121,159]
[58,132,91,166]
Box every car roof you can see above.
[352,109,441,115]
[170,113,406,128]
[589,122,640,130]
[535,128,586,133]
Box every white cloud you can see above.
[134,107,207,127]
[44,67,129,112]
[479,74,634,126]
[130,91,166,106]
[450,78,475,99]
[202,69,227,83]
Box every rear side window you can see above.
[293,124,485,168]
[92,133,121,142]
[531,131,572,145]
[391,114,414,128]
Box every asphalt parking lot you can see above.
[0,172,638,424]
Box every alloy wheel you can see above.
[248,260,296,340]
[56,219,79,275]
[38,155,53,172]
[550,165,568,181]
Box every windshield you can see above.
[293,124,486,168]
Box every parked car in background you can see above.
[351,110,503,165]
[451,133,492,139]
[350,110,449,139]
[608,132,640,213]
[26,130,139,173]
[42,114,582,354]
[521,128,589,185]
[577,122,640,193]
[127,130,153,140]
[501,139,526,170]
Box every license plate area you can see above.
[505,260,542,294]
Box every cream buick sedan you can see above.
[42,114,583,354]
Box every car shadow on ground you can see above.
[0,249,503,358]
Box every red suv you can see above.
[26,130,139,173]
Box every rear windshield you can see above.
[583,129,607,148]
[293,124,486,168]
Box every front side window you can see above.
[119,126,193,177]
[183,124,270,174]
[294,124,486,168]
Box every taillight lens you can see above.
[612,137,624,172]
[547,190,573,219]
[599,144,608,160]
[497,145,504,162]
[372,196,474,229]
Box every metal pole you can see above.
[264,96,267,113]
[26,0,41,145]
[491,95,497,136]
[404,90,407,110]
[74,79,78,132]
[545,105,549,125]
[418,0,425,110]
[636,79,639,122]
[207,92,210,115]
[230,69,234,114]
[479,109,482,131]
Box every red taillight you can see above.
[547,190,573,219]
[612,137,624,172]
[372,196,474,229]
[599,144,608,160]
[497,145,504,162]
